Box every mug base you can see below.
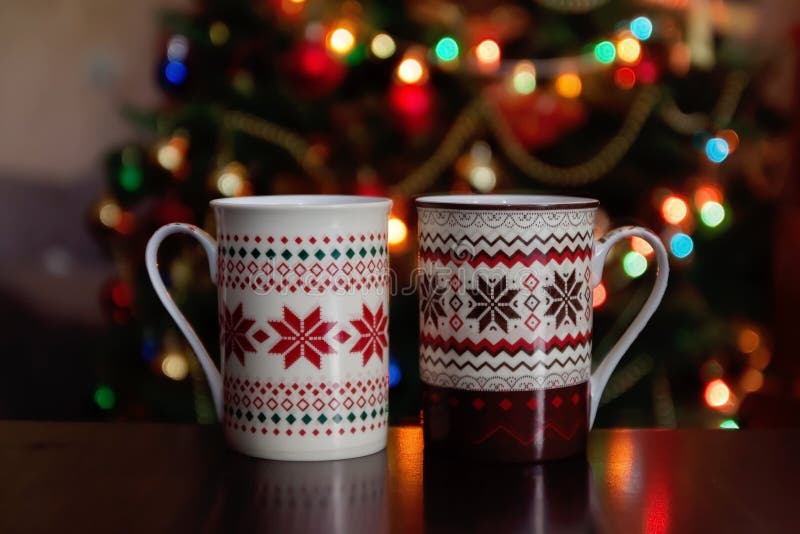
[227,437,387,461]
[422,382,589,462]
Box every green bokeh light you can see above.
[700,201,725,227]
[623,251,648,278]
[719,419,739,429]
[513,71,537,94]
[593,41,616,64]
[119,164,143,192]
[94,385,116,410]
[434,37,459,62]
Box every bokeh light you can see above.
[370,33,396,59]
[164,60,188,85]
[119,164,143,192]
[555,73,582,98]
[636,59,658,84]
[592,283,607,308]
[661,195,688,224]
[475,39,501,66]
[704,379,731,408]
[700,201,725,227]
[705,137,730,163]
[389,357,402,387]
[693,185,723,208]
[670,233,694,258]
[216,162,248,197]
[167,35,189,62]
[617,37,642,63]
[740,369,764,393]
[396,57,426,84]
[161,352,190,381]
[469,166,496,192]
[614,67,636,89]
[98,200,122,228]
[716,129,739,153]
[388,216,408,247]
[435,36,459,62]
[750,347,771,370]
[94,385,116,410]
[157,140,184,171]
[594,41,616,64]
[623,251,648,278]
[327,26,356,55]
[630,16,654,40]
[209,21,230,46]
[719,419,739,429]
[631,236,654,256]
[737,327,760,354]
[111,281,133,308]
[511,61,537,94]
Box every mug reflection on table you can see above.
[212,450,389,534]
[423,453,592,533]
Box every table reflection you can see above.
[213,450,389,533]
[423,452,594,533]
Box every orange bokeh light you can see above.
[704,379,731,408]
[555,73,582,98]
[737,328,760,354]
[631,236,654,256]
[716,129,739,153]
[661,196,688,224]
[740,369,764,393]
[693,185,723,208]
[592,283,607,308]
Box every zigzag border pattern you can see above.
[418,246,592,268]
[420,353,589,373]
[420,368,590,391]
[420,331,592,356]
[418,230,593,248]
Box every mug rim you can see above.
[210,195,392,210]
[415,194,599,211]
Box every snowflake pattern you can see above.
[543,270,585,328]
[268,306,343,369]
[349,303,388,366]
[466,276,521,333]
[419,273,446,326]
[219,303,257,366]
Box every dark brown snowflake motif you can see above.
[419,273,446,327]
[220,302,257,366]
[543,270,585,328]
[466,276,520,333]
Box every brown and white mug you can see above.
[416,195,668,462]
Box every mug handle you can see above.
[145,223,223,420]
[588,225,669,428]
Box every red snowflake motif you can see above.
[349,303,388,366]
[219,303,257,366]
[268,306,342,369]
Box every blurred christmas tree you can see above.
[91,0,784,427]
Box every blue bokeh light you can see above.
[670,233,694,259]
[388,357,402,387]
[630,16,653,40]
[705,137,730,163]
[141,338,159,362]
[164,60,188,85]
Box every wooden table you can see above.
[1,422,798,533]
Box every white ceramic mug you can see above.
[146,195,392,461]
